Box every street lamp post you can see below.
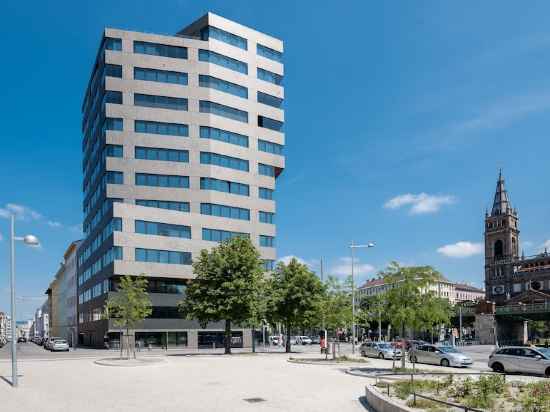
[350,241,375,355]
[9,214,40,388]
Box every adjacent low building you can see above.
[454,283,485,303]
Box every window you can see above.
[135,147,189,163]
[200,177,249,196]
[135,120,188,137]
[201,26,247,50]
[199,100,248,123]
[134,41,187,59]
[198,49,247,74]
[134,94,188,111]
[259,211,274,224]
[200,152,249,172]
[200,126,248,147]
[257,44,283,63]
[258,115,283,132]
[257,91,283,108]
[257,68,283,85]
[262,259,275,271]
[259,163,275,177]
[104,171,123,184]
[135,248,192,265]
[134,67,188,85]
[105,64,122,78]
[199,74,248,98]
[202,228,249,242]
[104,117,123,131]
[200,203,250,221]
[260,235,275,247]
[104,90,122,104]
[104,37,122,51]
[135,220,191,239]
[258,139,283,155]
[259,187,274,200]
[136,199,190,212]
[135,173,189,188]
[105,144,123,158]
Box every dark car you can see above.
[17,337,27,343]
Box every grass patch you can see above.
[405,398,447,412]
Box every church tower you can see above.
[484,171,520,303]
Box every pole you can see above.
[459,307,463,345]
[10,214,18,387]
[378,310,382,341]
[351,241,355,355]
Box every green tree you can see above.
[418,296,453,343]
[266,258,325,353]
[358,293,387,340]
[103,275,152,359]
[178,237,264,354]
[381,262,440,368]
[322,276,352,334]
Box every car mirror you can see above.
[535,355,542,360]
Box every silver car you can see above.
[409,344,472,367]
[360,341,402,359]
[50,339,70,352]
[488,346,550,377]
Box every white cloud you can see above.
[330,257,375,277]
[277,255,318,269]
[437,241,483,258]
[384,193,455,215]
[47,220,63,228]
[0,203,43,221]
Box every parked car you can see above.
[296,336,312,345]
[50,339,70,352]
[409,344,472,367]
[488,346,550,377]
[404,339,428,351]
[360,341,402,359]
[44,337,61,350]
[17,337,26,343]
[310,335,321,345]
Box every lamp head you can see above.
[23,235,40,246]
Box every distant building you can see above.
[484,172,550,304]
[16,320,33,340]
[0,312,9,340]
[454,283,485,303]
[47,241,81,346]
[34,305,50,339]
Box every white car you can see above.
[45,337,61,350]
[296,336,312,345]
[360,341,402,359]
[489,346,550,377]
[50,339,70,352]
[409,344,472,367]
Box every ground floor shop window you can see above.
[198,331,243,349]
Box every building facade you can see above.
[358,276,458,303]
[77,13,284,348]
[484,172,550,304]
[0,312,9,342]
[454,283,485,303]
[34,305,49,340]
[48,241,81,345]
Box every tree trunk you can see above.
[252,325,256,353]
[285,321,291,353]
[126,327,130,360]
[119,328,123,359]
[401,323,406,369]
[224,319,232,355]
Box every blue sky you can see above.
[1,0,549,319]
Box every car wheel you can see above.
[491,362,505,373]
[378,353,385,359]
[545,367,550,379]
[360,351,366,357]
[440,359,450,367]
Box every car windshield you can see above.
[377,343,392,349]
[439,346,460,353]
[537,348,550,358]
[55,340,67,343]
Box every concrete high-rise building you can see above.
[77,13,284,348]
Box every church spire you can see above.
[491,169,511,216]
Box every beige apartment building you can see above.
[77,13,284,348]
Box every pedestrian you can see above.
[320,336,325,354]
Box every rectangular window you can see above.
[199,100,248,123]
[104,117,123,131]
[202,228,249,242]
[257,44,283,63]
[135,248,192,265]
[105,64,122,78]
[200,26,247,50]
[258,139,283,155]
[136,199,190,212]
[134,67,188,85]
[200,177,249,196]
[259,187,274,200]
[257,91,283,108]
[135,146,189,163]
[135,173,189,188]
[198,49,248,74]
[135,220,191,239]
[259,211,275,224]
[134,93,188,111]
[133,41,187,59]
[135,120,188,137]
[200,152,249,172]
[200,126,248,147]
[104,171,123,184]
[257,68,283,85]
[199,75,248,98]
[262,259,275,271]
[105,144,123,158]
[200,203,250,221]
[104,90,122,104]
[259,163,275,177]
[104,37,122,51]
[260,235,275,248]
[258,115,283,132]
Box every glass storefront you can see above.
[198,331,243,349]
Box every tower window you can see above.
[494,240,504,258]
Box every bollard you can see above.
[212,342,216,351]
[332,342,336,360]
